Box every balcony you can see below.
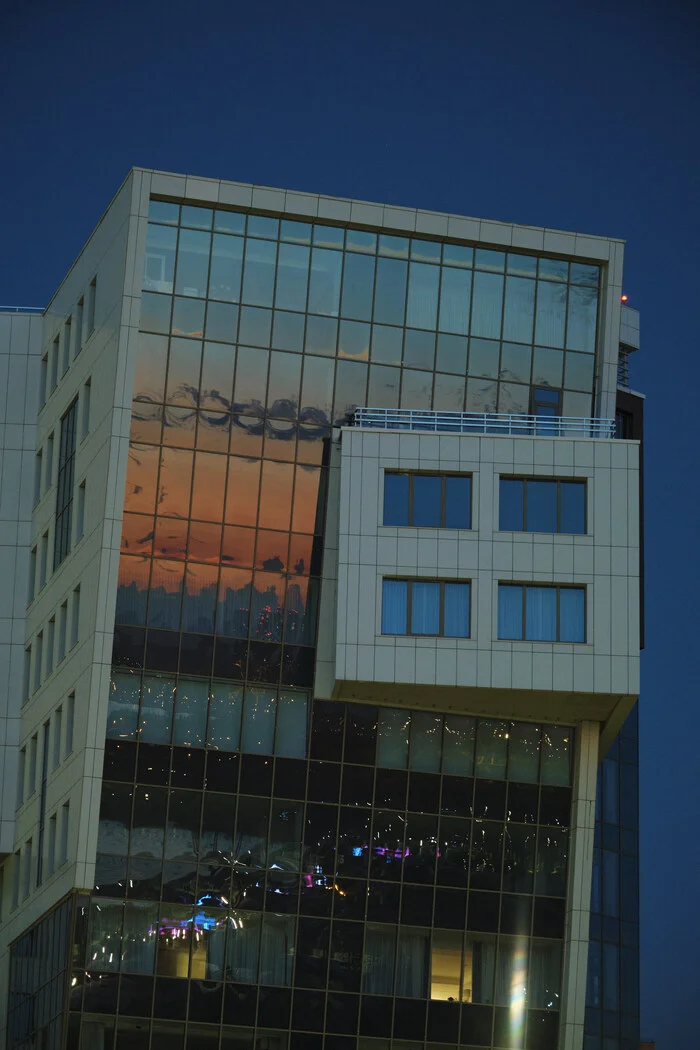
[350,407,616,439]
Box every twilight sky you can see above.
[2,1,699,1044]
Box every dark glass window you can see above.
[54,397,78,568]
[381,579,470,637]
[499,477,586,534]
[498,584,585,642]
[383,472,471,529]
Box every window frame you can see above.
[499,475,587,535]
[381,576,471,638]
[497,582,587,643]
[383,470,472,530]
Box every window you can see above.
[17,747,26,808]
[498,584,586,642]
[58,602,68,662]
[81,379,91,439]
[34,632,43,691]
[87,277,96,338]
[53,707,63,770]
[33,451,42,506]
[499,477,586,534]
[76,481,86,542]
[40,353,48,406]
[23,647,31,701]
[29,735,38,795]
[47,617,55,676]
[384,472,471,528]
[28,548,37,604]
[70,586,80,648]
[62,318,71,375]
[12,851,20,909]
[60,802,70,863]
[45,432,54,491]
[382,578,470,637]
[47,814,57,876]
[74,298,84,358]
[531,386,560,416]
[36,722,50,886]
[23,840,33,899]
[65,693,75,756]
[50,336,59,393]
[39,531,49,588]
[54,397,78,569]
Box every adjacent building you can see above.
[0,170,643,1050]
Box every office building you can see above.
[0,169,643,1050]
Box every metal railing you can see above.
[0,305,44,314]
[350,407,616,439]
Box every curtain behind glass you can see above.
[443,583,470,637]
[396,927,429,997]
[498,585,522,639]
[226,911,261,983]
[381,579,407,634]
[529,941,562,1009]
[467,936,496,1004]
[363,925,396,995]
[260,915,294,985]
[410,581,440,634]
[559,588,585,642]
[525,587,557,641]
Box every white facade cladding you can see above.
[327,424,639,747]
[0,168,641,1050]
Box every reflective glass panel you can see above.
[410,582,440,634]
[525,586,557,641]
[383,474,409,526]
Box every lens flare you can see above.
[508,938,528,1047]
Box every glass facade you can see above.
[8,196,629,1050]
[584,707,640,1050]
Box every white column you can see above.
[559,719,599,1050]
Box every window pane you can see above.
[382,579,407,634]
[207,682,242,750]
[383,474,409,526]
[525,587,557,641]
[438,267,471,335]
[275,243,309,312]
[175,229,210,299]
[525,480,558,532]
[209,234,243,302]
[341,253,375,321]
[566,284,598,353]
[502,276,535,343]
[144,224,177,294]
[373,258,407,326]
[507,723,541,782]
[376,708,410,768]
[241,688,276,754]
[308,249,342,316]
[431,929,462,1000]
[409,712,442,772]
[406,262,439,330]
[535,281,566,348]
[108,673,140,740]
[396,927,429,997]
[411,476,441,527]
[499,479,524,531]
[173,678,208,747]
[475,719,508,779]
[559,588,585,642]
[410,582,440,635]
[275,691,308,758]
[541,727,571,786]
[464,934,496,1004]
[242,239,277,307]
[443,583,470,638]
[139,676,174,745]
[363,924,396,995]
[498,585,522,640]
[442,715,475,776]
[560,481,586,534]
[470,272,503,339]
[444,476,471,529]
[260,914,295,986]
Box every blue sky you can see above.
[3,0,699,1044]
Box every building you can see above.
[0,170,643,1050]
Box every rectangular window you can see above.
[34,632,43,691]
[498,584,586,642]
[47,617,55,676]
[53,707,63,770]
[40,353,48,406]
[54,397,78,569]
[65,693,75,755]
[384,472,472,528]
[499,477,586,534]
[62,318,72,375]
[29,735,38,795]
[23,647,31,701]
[22,839,32,900]
[70,586,80,648]
[17,747,26,809]
[48,814,57,875]
[87,277,96,338]
[58,601,67,662]
[76,481,86,542]
[36,721,50,886]
[81,378,91,439]
[12,851,21,909]
[33,451,42,506]
[74,298,84,357]
[45,432,54,492]
[60,802,70,863]
[39,531,49,588]
[382,578,471,637]
[50,336,59,393]
[28,548,37,604]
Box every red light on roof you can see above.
[621,294,629,303]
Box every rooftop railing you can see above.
[350,407,616,439]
